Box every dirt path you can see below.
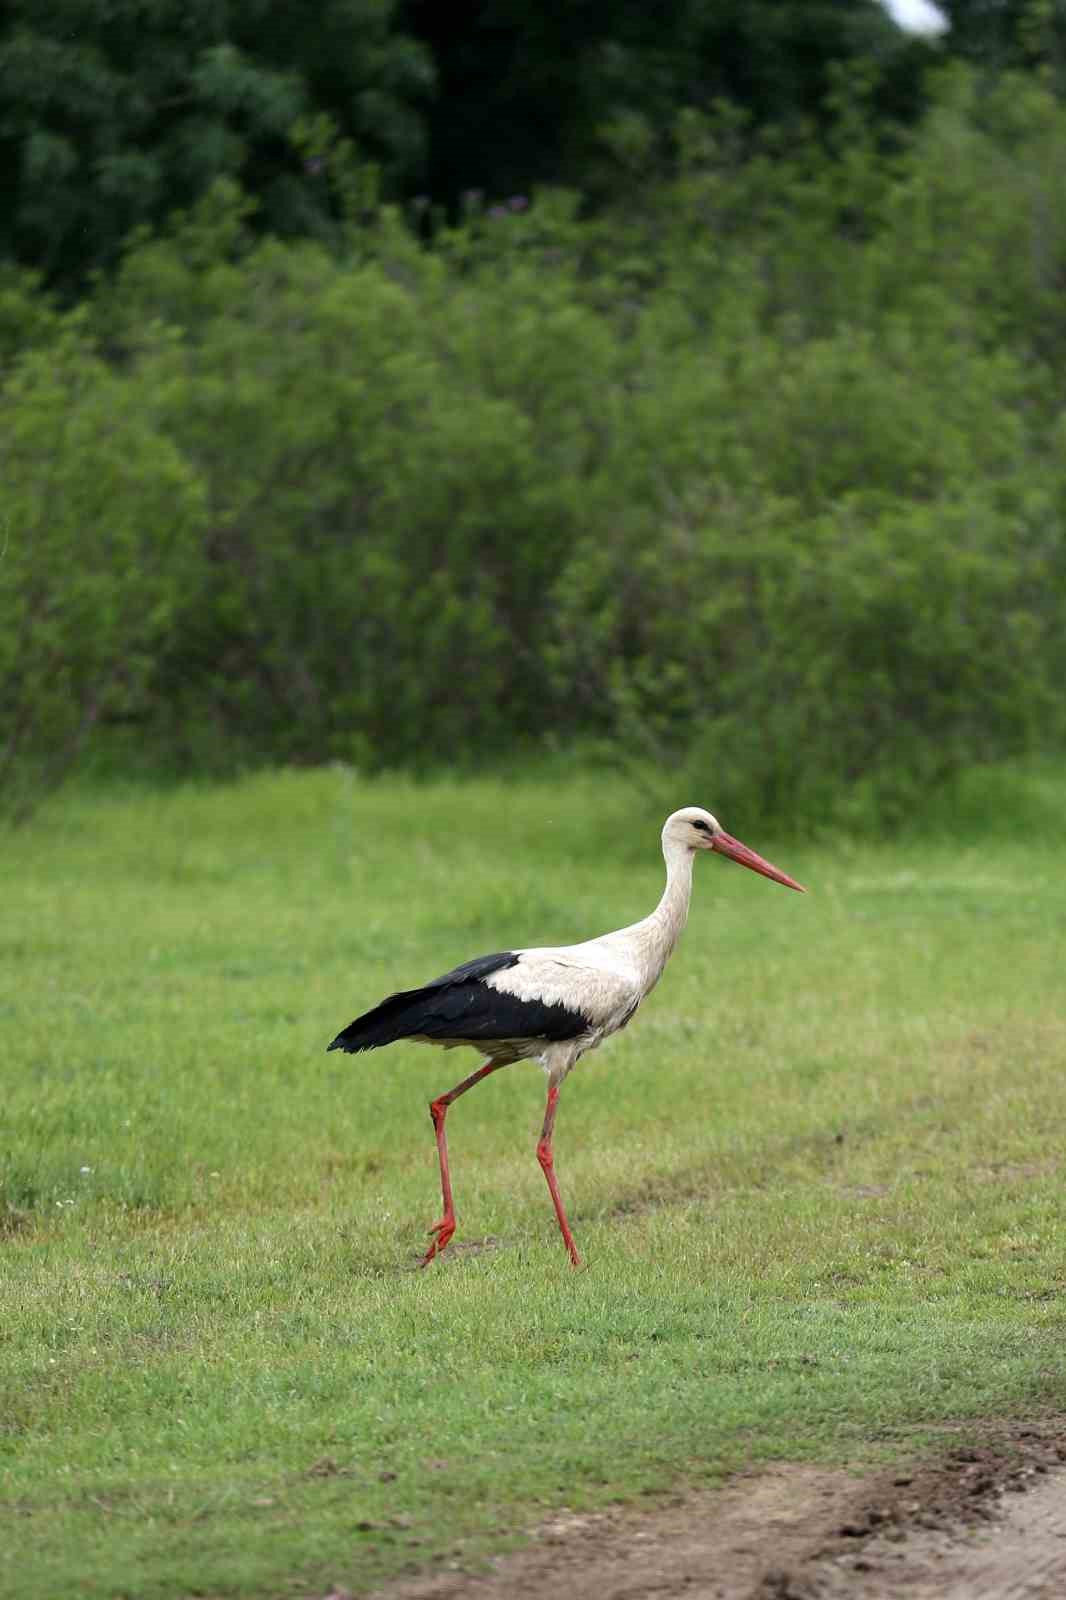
[365,1420,1066,1600]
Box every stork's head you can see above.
[663,807,805,892]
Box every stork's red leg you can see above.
[537,1084,582,1268]
[421,1060,505,1267]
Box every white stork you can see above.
[328,807,805,1267]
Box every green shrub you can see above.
[0,327,207,821]
[99,195,623,769]
[555,489,1056,832]
[3,67,1066,830]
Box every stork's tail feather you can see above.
[327,1023,377,1054]
[327,993,416,1054]
[327,951,521,1056]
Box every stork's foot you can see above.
[420,1215,456,1268]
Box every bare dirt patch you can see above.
[366,1419,1066,1600]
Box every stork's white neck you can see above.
[602,834,695,994]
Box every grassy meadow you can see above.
[2,766,1066,1598]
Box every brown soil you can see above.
[364,1419,1066,1600]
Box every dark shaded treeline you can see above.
[0,0,1050,291]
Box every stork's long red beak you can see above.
[711,830,806,892]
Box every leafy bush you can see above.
[2,66,1065,828]
[554,487,1055,831]
[0,327,207,821]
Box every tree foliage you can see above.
[939,0,1066,75]
[0,0,432,288]
[8,0,1066,297]
[0,0,951,293]
[400,0,928,208]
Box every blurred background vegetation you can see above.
[2,0,1065,829]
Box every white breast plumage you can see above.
[486,949,641,1036]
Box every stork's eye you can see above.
[692,820,710,833]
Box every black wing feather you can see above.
[327,949,587,1054]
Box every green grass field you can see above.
[3,767,1065,1599]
